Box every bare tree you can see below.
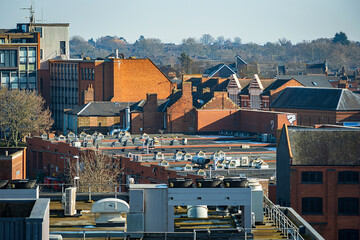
[0,88,53,147]
[67,150,122,192]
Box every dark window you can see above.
[338,198,359,215]
[338,171,359,183]
[301,171,323,183]
[338,229,359,240]
[302,197,322,214]
[0,50,17,67]
[60,41,66,54]
[81,68,84,80]
[35,27,42,37]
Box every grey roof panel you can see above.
[276,75,333,88]
[270,87,360,111]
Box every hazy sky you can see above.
[1,0,359,44]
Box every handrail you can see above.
[263,196,304,240]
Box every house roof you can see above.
[239,78,276,95]
[65,99,169,116]
[276,75,333,88]
[270,87,360,111]
[285,126,360,165]
[204,64,236,78]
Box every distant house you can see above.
[159,160,169,167]
[203,64,236,78]
[183,164,193,171]
[270,87,360,126]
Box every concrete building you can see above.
[0,22,69,91]
[276,125,360,240]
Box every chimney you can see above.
[182,82,192,97]
[115,49,119,58]
[83,84,95,104]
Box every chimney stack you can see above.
[115,49,119,58]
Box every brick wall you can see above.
[167,82,196,133]
[0,148,26,180]
[143,94,163,133]
[112,59,173,102]
[290,165,360,240]
[201,91,239,110]
[196,109,297,135]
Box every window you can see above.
[338,229,359,240]
[92,68,95,80]
[301,171,323,183]
[0,50,17,67]
[338,198,359,215]
[1,72,10,87]
[81,68,84,80]
[85,68,88,80]
[34,27,42,37]
[0,38,5,44]
[10,72,18,89]
[40,49,43,60]
[338,171,359,183]
[60,41,66,55]
[19,47,27,64]
[28,47,36,63]
[302,197,323,214]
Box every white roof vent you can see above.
[91,198,130,226]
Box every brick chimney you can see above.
[83,84,94,104]
[181,81,193,104]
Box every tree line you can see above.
[70,32,360,73]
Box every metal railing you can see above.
[263,196,304,240]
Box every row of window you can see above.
[0,70,36,89]
[50,63,78,81]
[81,68,95,81]
[301,171,359,184]
[302,197,359,215]
[0,47,37,70]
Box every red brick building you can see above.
[270,87,360,126]
[276,125,360,240]
[44,58,174,129]
[0,148,27,180]
[25,136,201,185]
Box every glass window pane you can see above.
[10,72,18,83]
[20,72,27,83]
[29,47,36,56]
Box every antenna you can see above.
[20,0,35,29]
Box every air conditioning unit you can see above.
[65,204,76,216]
[64,187,77,216]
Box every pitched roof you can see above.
[65,99,169,116]
[239,78,276,95]
[285,126,360,166]
[65,102,137,116]
[203,64,236,78]
[276,75,333,88]
[226,74,241,89]
[270,87,360,111]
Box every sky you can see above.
[0,0,359,45]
